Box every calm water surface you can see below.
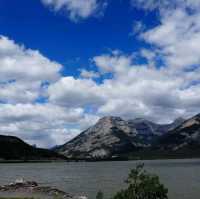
[0,159,200,199]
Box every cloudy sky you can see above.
[0,0,200,148]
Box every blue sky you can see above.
[0,0,158,76]
[0,0,200,147]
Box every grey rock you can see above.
[0,180,87,199]
[156,114,200,151]
[128,117,185,136]
[56,116,185,159]
[57,116,138,159]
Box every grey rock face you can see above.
[157,114,200,151]
[57,116,185,159]
[128,117,185,136]
[57,116,138,159]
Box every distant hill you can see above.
[55,116,186,160]
[0,135,66,161]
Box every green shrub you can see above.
[112,164,168,199]
[96,190,104,199]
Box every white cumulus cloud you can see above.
[48,52,200,124]
[1,0,200,148]
[0,103,98,148]
[48,76,105,108]
[41,0,107,21]
[0,36,99,147]
[0,36,61,103]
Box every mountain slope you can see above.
[56,117,141,159]
[128,117,185,136]
[156,114,200,152]
[0,135,65,161]
[56,116,185,160]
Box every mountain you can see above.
[154,114,200,157]
[56,116,185,160]
[56,117,140,159]
[0,135,66,161]
[128,117,185,136]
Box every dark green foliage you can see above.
[96,190,104,199]
[112,164,168,199]
[0,135,65,161]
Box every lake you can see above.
[0,159,200,199]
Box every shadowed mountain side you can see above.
[154,114,200,151]
[0,135,66,161]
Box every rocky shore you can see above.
[0,180,87,199]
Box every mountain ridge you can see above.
[56,116,187,160]
[0,134,66,161]
[2,114,199,161]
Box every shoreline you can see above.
[1,156,200,163]
[0,180,87,199]
[0,160,68,164]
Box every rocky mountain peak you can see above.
[173,117,185,125]
[156,113,200,152]
[89,116,134,136]
[97,116,124,125]
[194,113,200,120]
[55,113,200,160]
[179,114,200,130]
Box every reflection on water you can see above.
[0,159,200,199]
